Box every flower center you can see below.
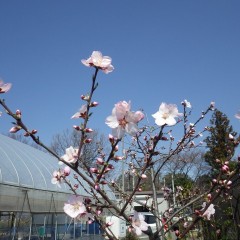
[162,113,169,119]
[119,118,128,128]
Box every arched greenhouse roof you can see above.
[0,134,115,198]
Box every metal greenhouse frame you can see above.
[0,134,114,240]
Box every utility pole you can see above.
[172,174,176,208]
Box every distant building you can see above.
[127,190,168,215]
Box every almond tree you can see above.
[0,51,240,240]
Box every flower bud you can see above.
[207,193,212,201]
[175,230,180,237]
[15,109,21,119]
[85,128,93,133]
[81,94,90,101]
[212,179,218,185]
[108,134,115,144]
[9,125,21,133]
[141,174,147,179]
[222,165,229,173]
[100,180,108,185]
[84,138,92,143]
[161,136,168,141]
[90,168,99,173]
[90,101,99,107]
[96,158,105,165]
[64,166,71,176]
[73,125,81,131]
[31,129,37,134]
[94,184,100,190]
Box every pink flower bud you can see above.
[96,158,105,165]
[212,179,218,184]
[96,208,102,215]
[223,180,232,186]
[207,193,212,201]
[222,165,229,173]
[175,230,180,237]
[100,180,107,185]
[81,94,90,101]
[141,174,147,179]
[90,101,99,107]
[108,164,114,169]
[24,132,30,137]
[114,156,123,161]
[73,125,81,131]
[94,184,100,190]
[90,168,99,173]
[64,166,71,176]
[31,129,37,134]
[108,134,114,144]
[84,138,92,143]
[85,128,93,133]
[15,109,21,118]
[9,125,21,133]
[161,136,168,141]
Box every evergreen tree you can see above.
[204,109,238,172]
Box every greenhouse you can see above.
[0,134,114,240]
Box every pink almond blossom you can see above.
[51,170,63,188]
[105,101,144,139]
[201,202,215,220]
[61,146,79,164]
[0,80,12,94]
[131,211,148,236]
[152,102,183,126]
[81,51,114,74]
[181,99,191,108]
[63,195,87,218]
[71,104,87,119]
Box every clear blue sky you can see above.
[0,1,240,146]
